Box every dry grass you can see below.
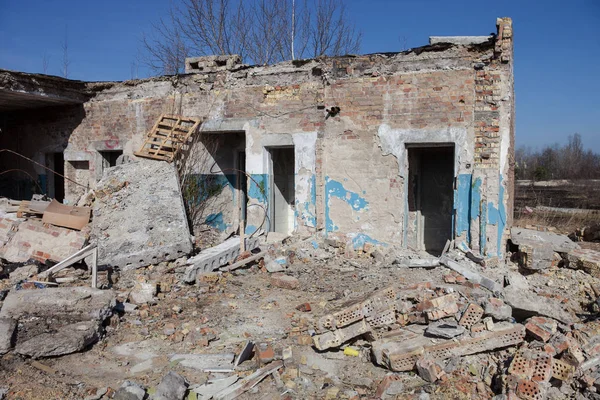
[514,207,600,235]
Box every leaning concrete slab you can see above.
[91,160,193,270]
[0,317,17,355]
[503,285,576,325]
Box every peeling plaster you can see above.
[325,176,369,233]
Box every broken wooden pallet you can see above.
[134,114,202,162]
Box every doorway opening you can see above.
[407,145,455,255]
[268,147,295,235]
[48,152,65,202]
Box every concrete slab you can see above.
[510,227,579,253]
[183,236,260,283]
[91,160,193,270]
[429,36,492,45]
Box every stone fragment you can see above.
[425,321,465,339]
[416,354,444,383]
[192,375,239,398]
[510,227,579,253]
[169,353,235,371]
[419,293,459,322]
[0,287,115,322]
[154,371,188,400]
[128,282,156,305]
[525,316,558,342]
[296,303,311,312]
[518,244,557,270]
[15,321,100,358]
[0,317,17,354]
[484,297,512,321]
[270,274,299,290]
[439,255,503,292]
[113,381,146,400]
[503,285,575,324]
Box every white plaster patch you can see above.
[377,124,472,177]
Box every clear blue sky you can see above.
[1,0,598,151]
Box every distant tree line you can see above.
[515,134,600,181]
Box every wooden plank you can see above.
[134,114,201,162]
[220,250,267,272]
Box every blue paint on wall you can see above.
[248,174,268,204]
[205,212,228,231]
[480,195,487,254]
[185,174,236,205]
[454,174,472,237]
[245,224,258,235]
[484,175,507,257]
[350,233,388,250]
[324,176,369,233]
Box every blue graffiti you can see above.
[324,176,369,233]
[205,212,228,231]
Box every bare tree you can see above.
[61,27,71,78]
[141,0,361,75]
[42,52,50,74]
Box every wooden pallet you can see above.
[134,114,202,162]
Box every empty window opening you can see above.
[100,150,123,168]
[268,147,295,235]
[407,145,455,255]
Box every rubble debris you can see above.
[511,227,580,253]
[503,285,576,324]
[91,159,193,270]
[154,371,188,400]
[192,375,239,399]
[169,353,235,371]
[0,217,86,264]
[212,360,283,400]
[184,237,261,282]
[0,317,17,354]
[128,282,157,305]
[425,321,465,339]
[41,199,91,230]
[0,287,114,358]
[524,316,557,342]
[113,381,146,400]
[15,320,100,358]
[571,223,600,243]
[439,253,502,293]
[484,297,513,321]
[566,248,600,278]
[393,258,440,268]
[270,273,299,290]
[517,244,558,271]
[458,303,484,328]
[416,354,445,383]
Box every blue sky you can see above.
[0,0,598,151]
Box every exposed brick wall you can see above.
[0,18,515,254]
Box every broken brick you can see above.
[459,303,484,328]
[524,316,557,343]
[416,354,445,383]
[270,274,299,290]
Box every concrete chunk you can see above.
[15,320,100,358]
[503,285,575,325]
[439,255,502,293]
[425,321,465,339]
[170,353,235,371]
[91,160,193,270]
[0,317,17,354]
[154,371,188,400]
[511,227,579,253]
[0,287,115,322]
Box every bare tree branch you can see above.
[61,26,71,78]
[140,0,362,75]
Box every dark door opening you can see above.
[237,151,247,225]
[268,147,295,234]
[407,145,454,254]
[53,152,65,202]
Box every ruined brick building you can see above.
[0,18,514,257]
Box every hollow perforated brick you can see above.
[459,303,484,328]
[552,358,575,381]
[516,379,544,400]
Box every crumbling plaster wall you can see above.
[6,18,513,257]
